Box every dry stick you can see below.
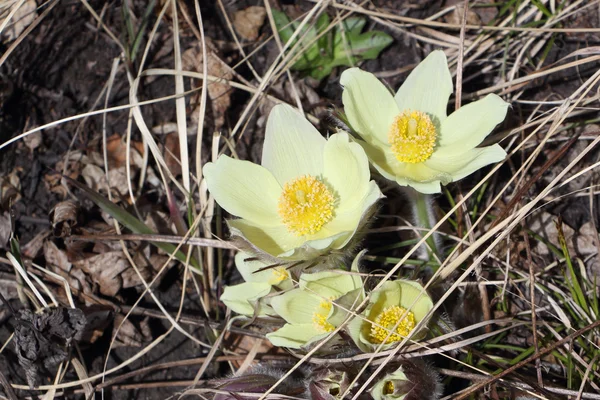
[521,221,543,387]
[0,369,18,400]
[453,0,493,335]
[439,369,600,400]
[491,132,582,229]
[466,347,555,399]
[454,319,600,400]
[68,234,236,249]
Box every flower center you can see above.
[278,175,335,236]
[312,300,334,333]
[383,381,395,395]
[388,110,437,163]
[369,305,416,344]
[270,267,289,284]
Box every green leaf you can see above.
[64,176,200,269]
[271,11,392,80]
[331,28,393,67]
[272,9,325,71]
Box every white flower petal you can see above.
[204,156,281,226]
[341,67,399,144]
[394,50,453,122]
[229,219,303,257]
[437,94,509,153]
[323,131,371,213]
[262,104,326,184]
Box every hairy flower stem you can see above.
[407,188,440,263]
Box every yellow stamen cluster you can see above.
[312,300,334,333]
[271,267,289,283]
[383,381,395,395]
[388,110,437,163]
[278,175,335,236]
[369,305,416,344]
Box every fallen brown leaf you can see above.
[182,40,233,130]
[233,6,266,41]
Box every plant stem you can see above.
[409,188,440,262]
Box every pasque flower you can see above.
[220,252,293,317]
[347,280,433,352]
[266,264,364,349]
[203,104,382,261]
[371,361,442,400]
[341,50,509,193]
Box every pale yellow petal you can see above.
[397,280,434,323]
[322,131,371,211]
[266,323,326,349]
[271,291,321,324]
[357,139,448,193]
[316,181,381,242]
[228,219,303,257]
[234,252,290,286]
[204,156,281,226]
[301,270,362,299]
[445,144,506,182]
[394,50,453,122]
[220,282,273,316]
[341,67,399,144]
[437,94,508,153]
[262,104,326,184]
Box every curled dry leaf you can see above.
[22,130,42,151]
[73,252,129,297]
[0,211,10,249]
[49,200,79,238]
[164,132,181,177]
[14,307,86,388]
[0,278,18,321]
[233,6,266,41]
[81,164,130,197]
[182,40,233,130]
[443,0,496,25]
[0,168,21,209]
[112,314,145,348]
[21,231,50,259]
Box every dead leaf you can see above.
[81,164,130,197]
[0,211,10,249]
[49,200,79,238]
[233,6,266,41]
[105,134,145,169]
[73,252,128,297]
[182,40,233,130]
[164,132,181,177]
[14,307,86,388]
[0,168,21,209]
[112,314,143,347]
[43,241,72,273]
[22,231,50,259]
[444,4,481,25]
[1,0,37,42]
[23,130,42,151]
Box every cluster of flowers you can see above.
[204,51,509,399]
